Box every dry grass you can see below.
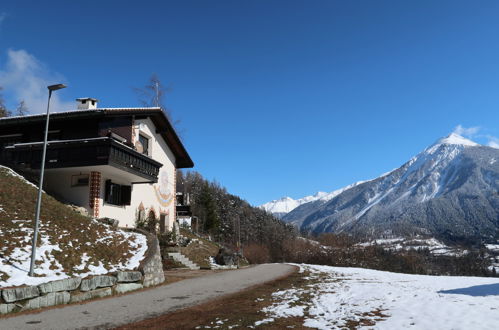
[179,229,220,269]
[0,166,144,283]
[115,266,305,329]
[117,265,390,329]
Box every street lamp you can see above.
[28,83,67,277]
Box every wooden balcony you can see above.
[1,137,162,182]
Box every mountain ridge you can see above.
[263,133,499,241]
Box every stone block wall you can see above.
[135,228,165,287]
[0,271,143,315]
[0,230,165,315]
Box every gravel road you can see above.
[0,263,295,329]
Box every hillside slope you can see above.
[0,166,147,287]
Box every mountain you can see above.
[260,192,328,218]
[278,133,499,241]
[260,182,366,218]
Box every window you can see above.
[104,180,132,206]
[138,134,149,155]
[71,174,89,187]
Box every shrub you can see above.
[243,243,271,264]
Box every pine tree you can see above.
[199,182,219,233]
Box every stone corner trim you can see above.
[139,234,165,287]
[127,228,166,287]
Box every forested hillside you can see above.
[177,171,297,262]
[175,171,496,277]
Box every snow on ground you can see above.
[257,264,499,329]
[0,165,149,288]
[0,222,147,288]
[486,244,499,252]
[209,257,237,270]
[357,237,466,256]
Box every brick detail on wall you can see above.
[89,171,101,217]
[131,118,136,145]
[173,168,177,224]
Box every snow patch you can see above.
[258,264,499,329]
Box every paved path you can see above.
[0,264,295,330]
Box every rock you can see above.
[142,252,165,287]
[116,271,142,283]
[0,303,16,314]
[173,222,180,242]
[70,287,112,303]
[38,277,82,294]
[114,283,143,294]
[22,292,70,311]
[140,236,165,287]
[2,286,39,303]
[142,272,165,287]
[96,217,119,228]
[80,275,116,292]
[70,205,89,216]
[215,248,239,266]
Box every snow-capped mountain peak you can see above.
[260,184,368,217]
[438,133,479,146]
[280,132,498,239]
[422,133,479,155]
[260,193,328,216]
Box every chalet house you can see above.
[0,98,193,231]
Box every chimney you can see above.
[76,97,98,110]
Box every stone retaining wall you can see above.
[134,228,165,287]
[0,230,165,315]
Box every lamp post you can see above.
[28,83,67,277]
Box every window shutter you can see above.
[121,185,132,205]
[105,180,112,203]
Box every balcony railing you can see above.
[1,137,162,182]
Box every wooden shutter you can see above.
[105,180,112,203]
[121,185,132,206]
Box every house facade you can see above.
[0,98,193,231]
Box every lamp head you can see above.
[47,84,67,91]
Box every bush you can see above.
[243,243,271,264]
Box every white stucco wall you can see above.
[44,169,90,208]
[97,117,177,230]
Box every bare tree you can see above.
[0,87,11,118]
[15,100,28,116]
[134,74,175,121]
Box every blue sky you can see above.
[1,1,498,205]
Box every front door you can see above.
[160,214,168,233]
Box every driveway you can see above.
[0,263,295,329]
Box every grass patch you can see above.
[178,229,220,269]
[118,265,390,329]
[0,166,145,286]
[116,266,304,329]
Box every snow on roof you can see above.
[0,107,162,121]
